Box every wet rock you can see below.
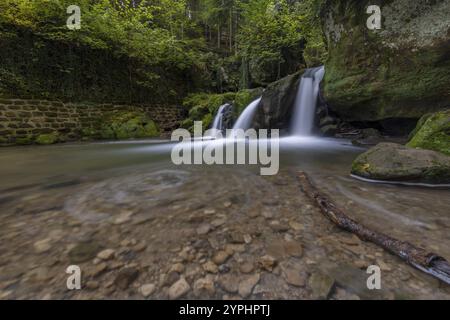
[86,280,100,290]
[258,255,277,272]
[168,277,190,299]
[239,261,255,274]
[339,235,362,246]
[218,274,240,293]
[170,263,185,274]
[202,261,219,274]
[193,276,215,297]
[283,241,303,258]
[34,238,52,253]
[351,143,450,184]
[212,250,231,265]
[211,218,226,228]
[163,271,180,286]
[269,220,289,233]
[289,221,304,231]
[238,274,260,298]
[309,271,335,299]
[113,211,134,225]
[133,242,147,252]
[68,242,102,263]
[376,259,392,272]
[97,249,115,260]
[280,261,307,287]
[88,262,107,278]
[139,283,156,297]
[114,267,139,290]
[196,224,212,235]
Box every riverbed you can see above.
[0,137,449,299]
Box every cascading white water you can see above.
[210,104,229,134]
[290,66,325,136]
[232,97,262,131]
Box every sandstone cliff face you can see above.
[321,0,450,123]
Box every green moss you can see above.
[82,111,160,140]
[407,109,450,155]
[36,132,59,145]
[15,135,34,145]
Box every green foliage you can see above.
[36,132,60,145]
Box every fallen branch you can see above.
[297,171,450,285]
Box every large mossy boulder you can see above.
[97,111,160,140]
[407,109,450,155]
[254,71,303,130]
[351,143,450,184]
[321,0,450,122]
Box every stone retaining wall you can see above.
[0,99,186,145]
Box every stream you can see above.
[0,137,449,299]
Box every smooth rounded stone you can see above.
[114,267,139,290]
[258,255,277,272]
[139,283,156,297]
[193,276,215,297]
[283,241,303,258]
[163,271,180,286]
[353,260,370,270]
[133,242,147,252]
[280,262,307,287]
[202,261,218,274]
[339,235,362,246]
[244,234,252,244]
[223,201,232,208]
[196,224,212,235]
[239,262,255,274]
[288,221,304,231]
[97,249,115,260]
[88,262,107,277]
[29,267,52,282]
[168,277,191,300]
[309,271,335,299]
[351,143,450,184]
[218,274,240,293]
[170,263,185,274]
[212,250,231,265]
[269,220,289,233]
[247,210,260,218]
[261,210,274,219]
[113,211,134,225]
[333,287,360,300]
[376,259,392,272]
[238,274,260,298]
[34,238,52,253]
[211,218,226,228]
[68,242,102,263]
[86,280,100,290]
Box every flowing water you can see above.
[0,138,449,299]
[232,97,262,131]
[290,66,325,136]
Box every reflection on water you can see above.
[0,137,449,299]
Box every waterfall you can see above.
[232,97,262,131]
[211,104,230,132]
[290,66,325,136]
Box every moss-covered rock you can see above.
[36,132,59,145]
[351,142,450,184]
[83,111,160,140]
[321,0,450,122]
[407,109,450,155]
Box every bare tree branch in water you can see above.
[297,171,450,285]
